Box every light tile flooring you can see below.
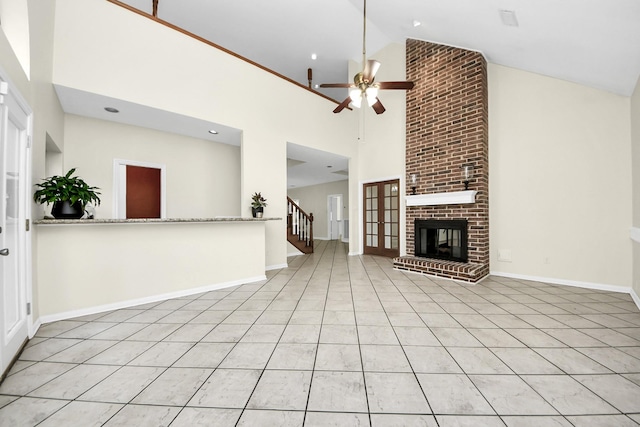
[1,240,640,426]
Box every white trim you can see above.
[406,190,477,206]
[630,227,640,243]
[287,251,303,257]
[38,275,266,324]
[491,270,632,294]
[29,318,41,339]
[112,158,167,219]
[631,289,640,310]
[266,263,288,271]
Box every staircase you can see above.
[287,197,314,254]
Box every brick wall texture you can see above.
[394,39,489,282]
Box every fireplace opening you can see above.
[415,219,468,263]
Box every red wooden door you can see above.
[126,165,161,219]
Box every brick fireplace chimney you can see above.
[394,40,489,283]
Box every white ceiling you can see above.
[287,143,349,189]
[119,0,640,97]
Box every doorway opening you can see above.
[327,194,343,240]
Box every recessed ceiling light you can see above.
[499,10,519,27]
[208,129,218,135]
[413,20,421,27]
[104,107,119,113]
[311,53,317,60]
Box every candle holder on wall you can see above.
[409,173,418,195]
[461,164,474,190]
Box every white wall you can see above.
[288,180,349,240]
[631,75,640,298]
[36,221,267,319]
[489,64,633,289]
[52,0,359,268]
[61,114,241,219]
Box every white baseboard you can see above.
[631,288,640,309]
[266,263,288,271]
[29,318,42,339]
[630,226,640,243]
[287,249,304,257]
[37,275,266,325]
[491,270,640,310]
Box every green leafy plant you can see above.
[251,192,267,208]
[33,168,101,207]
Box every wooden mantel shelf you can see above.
[406,190,478,207]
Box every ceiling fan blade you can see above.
[363,60,381,82]
[320,83,353,88]
[333,97,352,113]
[377,81,415,90]
[371,99,386,115]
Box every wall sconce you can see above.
[409,173,418,195]
[461,164,474,190]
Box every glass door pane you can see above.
[363,180,400,257]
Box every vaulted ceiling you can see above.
[57,0,640,188]
[118,0,640,97]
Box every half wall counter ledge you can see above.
[33,217,280,225]
[34,217,281,322]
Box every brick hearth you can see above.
[394,40,489,283]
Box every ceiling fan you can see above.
[320,0,414,114]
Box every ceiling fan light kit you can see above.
[319,0,414,114]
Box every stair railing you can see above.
[287,197,314,252]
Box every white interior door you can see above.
[0,79,31,376]
[328,194,342,240]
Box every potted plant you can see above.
[33,168,101,219]
[251,192,267,218]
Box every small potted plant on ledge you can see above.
[33,168,101,219]
[251,192,267,218]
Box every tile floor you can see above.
[1,240,640,426]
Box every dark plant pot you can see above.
[252,207,264,218]
[51,200,84,219]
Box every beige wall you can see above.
[354,42,407,255]
[631,75,640,297]
[489,64,633,288]
[61,115,241,219]
[288,180,349,240]
[52,0,359,268]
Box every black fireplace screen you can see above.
[415,219,468,262]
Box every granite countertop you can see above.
[34,217,281,225]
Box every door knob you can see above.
[0,248,9,256]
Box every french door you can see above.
[363,179,400,257]
[0,78,31,376]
